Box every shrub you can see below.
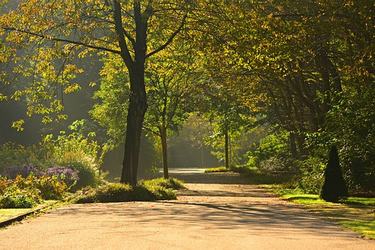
[0,177,11,195]
[95,183,133,202]
[297,157,325,194]
[35,175,68,200]
[0,192,37,208]
[0,184,42,208]
[321,146,348,202]
[67,162,100,190]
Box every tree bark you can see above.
[224,127,230,169]
[121,67,147,186]
[160,126,169,179]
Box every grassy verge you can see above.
[73,178,185,204]
[204,167,229,173]
[0,200,58,224]
[266,185,375,239]
[0,208,31,222]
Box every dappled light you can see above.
[0,0,374,248]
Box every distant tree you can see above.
[144,43,197,179]
[321,145,348,202]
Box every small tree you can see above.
[320,145,348,202]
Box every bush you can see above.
[321,146,348,202]
[0,177,11,195]
[35,175,68,200]
[0,192,37,208]
[67,162,100,190]
[297,157,325,194]
[95,183,133,202]
[0,182,42,208]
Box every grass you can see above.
[205,166,229,173]
[74,178,185,204]
[0,200,58,223]
[340,220,375,239]
[0,208,32,222]
[267,185,375,239]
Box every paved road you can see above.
[0,171,374,250]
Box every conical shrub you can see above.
[320,145,348,202]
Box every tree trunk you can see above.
[160,126,169,179]
[289,132,298,158]
[121,69,147,186]
[224,127,229,169]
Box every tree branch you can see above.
[146,14,187,58]
[113,0,134,68]
[1,27,121,54]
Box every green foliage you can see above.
[94,183,135,203]
[0,192,38,209]
[296,157,325,194]
[0,174,69,208]
[35,175,67,200]
[0,143,50,173]
[91,55,129,146]
[321,146,348,202]
[0,176,42,208]
[44,120,103,171]
[67,162,100,191]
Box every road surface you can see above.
[0,170,373,250]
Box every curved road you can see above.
[0,170,373,250]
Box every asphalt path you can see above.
[0,170,373,250]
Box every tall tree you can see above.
[0,0,189,186]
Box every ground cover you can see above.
[266,185,375,239]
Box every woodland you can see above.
[0,0,373,209]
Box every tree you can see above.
[321,145,348,202]
[145,44,196,179]
[0,0,190,186]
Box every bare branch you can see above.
[1,26,121,54]
[146,14,187,58]
[113,0,134,68]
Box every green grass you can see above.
[141,178,185,190]
[0,200,58,223]
[205,166,229,173]
[340,220,375,239]
[343,197,375,206]
[0,208,32,222]
[267,185,375,239]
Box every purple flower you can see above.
[45,166,79,187]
